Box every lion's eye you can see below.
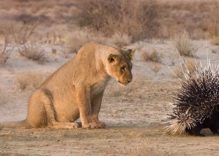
[120,66,126,72]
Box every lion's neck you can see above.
[95,50,109,77]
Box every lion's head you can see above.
[106,49,134,85]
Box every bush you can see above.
[0,34,11,65]
[174,31,195,57]
[208,20,219,45]
[19,45,48,64]
[77,0,159,42]
[173,59,197,79]
[141,48,161,63]
[64,29,132,54]
[9,22,37,45]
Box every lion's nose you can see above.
[127,76,132,83]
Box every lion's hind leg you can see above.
[42,89,82,129]
[27,89,81,129]
[27,88,60,128]
[26,89,49,128]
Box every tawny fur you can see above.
[1,42,134,129]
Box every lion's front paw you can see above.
[82,121,106,129]
[90,121,106,129]
[81,123,90,129]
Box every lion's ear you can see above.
[122,49,135,60]
[108,54,118,63]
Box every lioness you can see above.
[2,42,134,129]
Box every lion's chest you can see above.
[91,78,110,96]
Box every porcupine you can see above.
[166,63,219,136]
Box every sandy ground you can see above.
[0,39,219,156]
[0,80,219,156]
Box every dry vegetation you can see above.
[208,21,219,45]
[0,34,10,65]
[0,0,219,55]
[0,22,38,65]
[8,22,38,45]
[210,36,219,46]
[174,31,195,57]
[76,0,219,41]
[77,0,159,42]
[18,45,48,64]
[173,58,198,79]
[65,30,132,54]
[141,48,161,63]
[0,0,218,41]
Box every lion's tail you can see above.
[0,120,31,129]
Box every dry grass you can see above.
[0,34,11,65]
[8,22,37,45]
[155,0,219,39]
[208,21,219,45]
[77,0,159,41]
[173,58,198,79]
[18,45,48,64]
[174,31,195,57]
[64,30,91,54]
[0,0,219,40]
[16,72,47,91]
[210,36,219,45]
[64,29,131,54]
[76,0,219,40]
[141,48,161,63]
[105,33,131,48]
